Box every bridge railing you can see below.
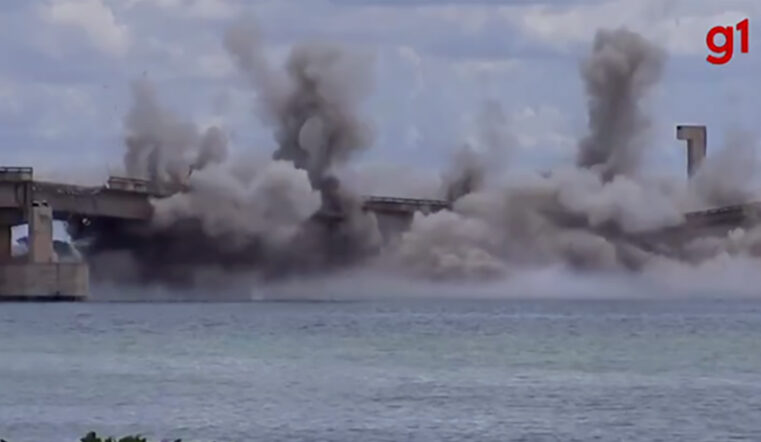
[683,202,761,226]
[0,167,33,182]
[107,176,152,193]
[364,196,450,208]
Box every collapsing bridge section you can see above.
[1,123,760,292]
[0,167,455,288]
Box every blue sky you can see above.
[1,0,760,180]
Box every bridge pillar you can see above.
[0,168,89,301]
[0,202,88,301]
[0,224,10,263]
[676,125,707,178]
[29,202,54,263]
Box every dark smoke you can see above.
[577,28,666,181]
[66,23,761,296]
[224,17,381,255]
[441,145,486,202]
[224,18,375,186]
[123,78,228,189]
[71,17,382,289]
[394,29,761,282]
[441,100,514,202]
[387,28,679,280]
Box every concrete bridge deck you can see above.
[3,166,761,239]
[2,167,760,227]
[0,168,452,223]
[4,163,761,299]
[0,168,455,298]
[3,124,756,297]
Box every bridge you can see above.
[1,164,758,257]
[0,168,451,224]
[0,167,453,266]
[0,167,454,299]
[2,168,751,227]
[0,123,757,298]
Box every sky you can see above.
[0,0,760,185]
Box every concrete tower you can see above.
[676,125,707,178]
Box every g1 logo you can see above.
[707,18,750,65]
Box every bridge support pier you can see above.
[0,201,88,302]
[29,201,54,263]
[0,224,10,263]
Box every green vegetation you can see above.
[80,433,181,442]
[1,432,182,442]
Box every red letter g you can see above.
[707,25,734,65]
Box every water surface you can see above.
[1,299,760,441]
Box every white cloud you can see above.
[185,0,238,19]
[127,0,238,20]
[397,46,425,95]
[2,0,758,179]
[452,59,522,78]
[0,77,23,117]
[42,0,130,56]
[35,85,98,140]
[196,53,235,78]
[510,105,575,154]
[404,124,423,150]
[426,5,494,33]
[511,0,753,55]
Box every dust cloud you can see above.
[577,28,666,181]
[381,28,761,288]
[67,23,761,299]
[124,79,229,191]
[223,17,375,186]
[74,16,381,287]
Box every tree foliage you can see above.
[1,432,182,442]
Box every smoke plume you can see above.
[123,79,229,189]
[577,28,666,181]
[152,161,321,244]
[72,17,383,287]
[225,17,381,257]
[441,146,487,202]
[66,23,761,298]
[441,100,515,202]
[690,131,761,207]
[224,18,375,186]
[389,28,679,281]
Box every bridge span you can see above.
[2,166,760,245]
[0,167,451,223]
[0,167,454,299]
[1,123,754,299]
[1,158,760,299]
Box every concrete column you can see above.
[676,125,707,178]
[0,224,11,263]
[29,202,54,263]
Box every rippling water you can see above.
[1,299,760,441]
